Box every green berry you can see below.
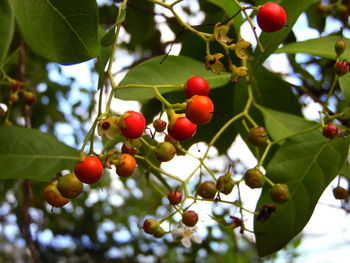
[155,141,176,162]
[198,181,217,199]
[270,184,290,203]
[248,126,268,147]
[216,172,234,195]
[244,168,265,189]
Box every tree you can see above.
[0,0,349,262]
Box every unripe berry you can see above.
[9,93,18,103]
[322,123,340,139]
[75,156,104,184]
[335,39,346,57]
[168,116,197,141]
[57,172,84,199]
[257,2,287,33]
[334,60,349,76]
[186,95,214,124]
[270,184,290,203]
[216,172,234,195]
[333,186,349,200]
[198,181,217,199]
[10,80,20,91]
[143,219,160,234]
[118,111,146,139]
[248,126,268,147]
[44,181,70,208]
[155,141,176,162]
[23,91,37,105]
[244,168,265,189]
[182,210,198,227]
[185,76,210,99]
[153,226,166,238]
[153,119,167,132]
[168,190,182,205]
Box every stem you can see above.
[324,75,339,107]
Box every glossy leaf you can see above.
[0,126,79,182]
[205,0,240,17]
[253,0,320,68]
[0,0,14,64]
[276,35,350,61]
[338,72,350,105]
[12,0,100,65]
[117,55,231,100]
[254,132,349,256]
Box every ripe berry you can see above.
[168,190,182,205]
[168,116,197,141]
[248,126,268,147]
[122,143,138,155]
[322,123,340,139]
[335,39,346,57]
[116,153,136,177]
[57,172,84,199]
[186,95,214,125]
[185,76,210,99]
[155,141,176,162]
[10,80,20,91]
[119,111,146,139]
[333,186,349,200]
[23,91,37,105]
[244,168,265,189]
[182,210,198,227]
[270,183,290,203]
[153,119,167,132]
[198,181,217,199]
[74,156,104,184]
[257,2,287,33]
[44,181,70,208]
[143,219,160,234]
[334,60,349,76]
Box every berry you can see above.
[244,168,265,189]
[164,134,178,145]
[153,226,166,238]
[57,172,84,199]
[9,93,18,103]
[23,91,37,105]
[74,156,104,184]
[143,219,160,234]
[10,80,20,91]
[122,143,138,155]
[185,76,210,99]
[322,123,340,139]
[216,172,235,195]
[257,2,287,33]
[335,39,346,57]
[116,153,136,177]
[153,119,167,132]
[248,126,268,147]
[270,184,290,203]
[334,60,349,76]
[155,141,176,162]
[333,186,348,200]
[168,116,197,141]
[186,95,214,124]
[44,181,70,208]
[168,190,182,205]
[198,181,217,199]
[182,210,198,227]
[119,111,146,139]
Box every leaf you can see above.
[205,0,240,17]
[339,161,350,180]
[254,133,349,256]
[276,35,350,61]
[338,71,350,105]
[117,55,231,100]
[0,0,14,64]
[12,0,100,65]
[258,107,318,142]
[253,0,320,68]
[0,126,79,182]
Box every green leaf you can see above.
[0,0,14,64]
[205,0,240,17]
[0,126,79,182]
[258,107,318,142]
[117,55,231,100]
[253,0,320,68]
[276,35,350,61]
[339,161,350,180]
[12,0,100,65]
[338,71,350,105]
[254,133,349,256]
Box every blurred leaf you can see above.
[254,133,349,256]
[205,0,240,17]
[338,72,350,105]
[117,55,231,100]
[253,0,320,68]
[305,3,326,33]
[276,35,350,61]
[0,126,79,181]
[0,0,14,64]
[339,161,350,180]
[12,0,100,64]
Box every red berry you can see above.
[185,76,210,99]
[168,116,197,141]
[116,153,136,177]
[10,80,20,91]
[122,143,138,155]
[119,111,146,139]
[9,93,18,103]
[186,95,214,124]
[322,123,340,139]
[168,191,182,205]
[257,2,287,33]
[143,219,160,234]
[334,60,349,76]
[153,119,167,132]
[182,210,199,227]
[23,91,37,105]
[74,156,104,184]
